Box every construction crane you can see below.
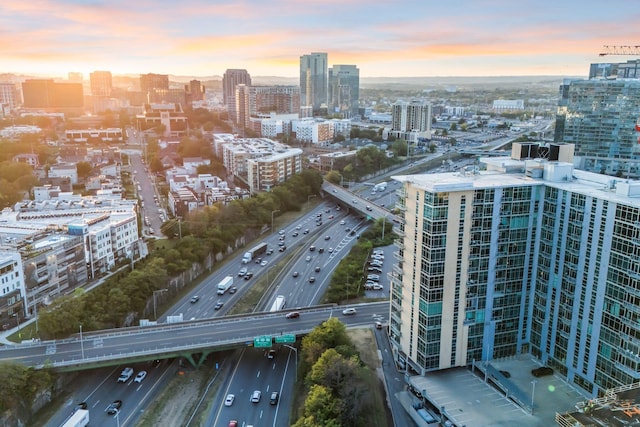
[599,45,640,56]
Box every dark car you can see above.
[531,366,553,377]
[270,391,280,405]
[229,286,237,294]
[500,370,511,378]
[292,271,299,278]
[244,272,254,280]
[266,248,274,255]
[309,277,316,283]
[324,235,330,240]
[303,229,309,234]
[292,232,299,237]
[318,248,324,253]
[106,399,122,415]
[286,311,300,319]
[315,266,321,272]
[214,301,224,310]
[279,246,286,252]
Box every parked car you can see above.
[531,367,554,377]
[372,284,384,290]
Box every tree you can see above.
[76,161,92,180]
[391,139,408,157]
[292,385,342,427]
[325,170,342,185]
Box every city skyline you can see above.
[2,0,638,78]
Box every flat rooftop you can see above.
[405,354,585,427]
[557,382,640,427]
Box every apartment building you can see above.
[0,252,25,330]
[391,143,640,397]
[247,149,303,194]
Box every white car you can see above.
[342,308,357,315]
[250,390,262,403]
[224,394,235,406]
[296,225,302,230]
[260,260,268,266]
[372,284,384,291]
[134,370,147,383]
[340,220,346,225]
[305,255,312,262]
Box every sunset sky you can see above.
[1,0,639,78]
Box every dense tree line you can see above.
[323,218,395,303]
[36,169,323,339]
[329,146,400,182]
[0,362,56,424]
[293,318,375,427]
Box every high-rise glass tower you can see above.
[391,147,640,397]
[299,52,328,114]
[328,65,359,118]
[223,69,251,124]
[554,74,640,177]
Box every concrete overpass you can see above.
[0,302,388,371]
[321,181,401,224]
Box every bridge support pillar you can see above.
[181,351,213,369]
[196,350,213,369]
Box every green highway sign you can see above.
[254,335,272,348]
[275,334,296,344]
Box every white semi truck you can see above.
[242,242,268,264]
[60,409,89,427]
[216,275,234,295]
[270,295,286,312]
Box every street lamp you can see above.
[79,324,85,359]
[307,194,316,208]
[531,380,537,415]
[283,344,298,382]
[271,209,280,233]
[153,289,168,320]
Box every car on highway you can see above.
[309,277,316,283]
[106,399,122,415]
[117,367,133,383]
[531,366,554,377]
[340,220,346,225]
[267,349,276,359]
[292,271,299,277]
[306,255,312,262]
[190,295,200,303]
[328,247,334,253]
[244,272,254,280]
[309,246,316,252]
[238,267,248,277]
[278,241,285,246]
[229,286,237,294]
[303,229,309,234]
[286,311,300,319]
[228,421,238,427]
[292,231,299,237]
[224,394,235,406]
[260,260,268,266]
[318,248,324,253]
[270,391,280,405]
[342,308,357,315]
[255,257,262,264]
[279,246,286,252]
[278,230,285,235]
[296,225,302,230]
[134,370,147,383]
[324,235,330,240]
[266,248,274,255]
[250,390,262,403]
[315,266,321,272]
[214,301,224,310]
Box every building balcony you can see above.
[393,250,403,262]
[392,263,404,276]
[614,361,640,379]
[393,225,404,237]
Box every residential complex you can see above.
[391,143,640,397]
[388,99,432,143]
[223,69,252,124]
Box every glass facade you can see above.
[555,79,640,176]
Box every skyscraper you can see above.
[299,52,328,114]
[391,145,640,397]
[140,73,169,94]
[223,69,251,124]
[555,63,640,177]
[328,65,359,118]
[0,82,19,115]
[90,71,113,97]
[21,79,83,113]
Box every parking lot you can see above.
[405,354,586,427]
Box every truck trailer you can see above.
[270,295,286,312]
[242,242,268,264]
[60,409,89,427]
[216,275,234,295]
